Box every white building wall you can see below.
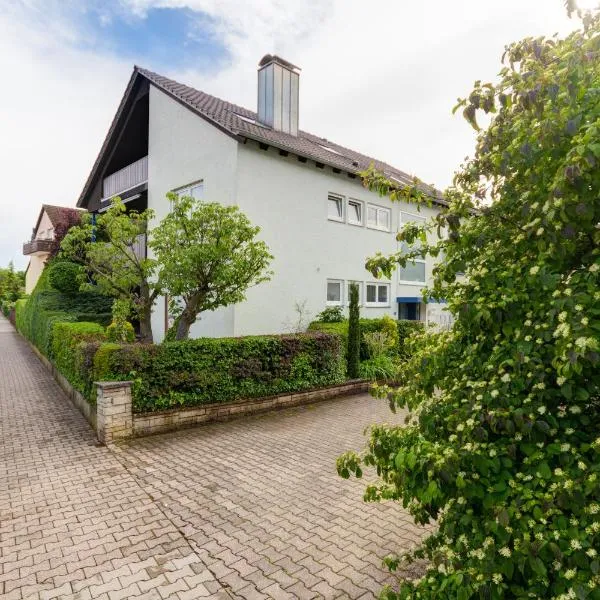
[25,209,54,293]
[25,255,48,294]
[233,143,443,336]
[146,87,446,341]
[147,86,239,342]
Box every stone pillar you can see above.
[95,381,133,444]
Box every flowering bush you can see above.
[338,12,600,600]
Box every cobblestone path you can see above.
[0,315,426,599]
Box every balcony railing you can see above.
[102,155,148,201]
[23,238,54,256]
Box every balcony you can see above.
[23,238,54,256]
[102,155,148,201]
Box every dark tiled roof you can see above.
[78,66,444,208]
[136,67,444,203]
[34,204,84,236]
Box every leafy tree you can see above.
[338,12,600,600]
[0,261,25,302]
[150,193,273,340]
[59,199,160,343]
[347,283,360,378]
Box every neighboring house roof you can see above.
[32,204,84,238]
[78,66,445,208]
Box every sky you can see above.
[0,0,587,269]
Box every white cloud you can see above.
[0,0,579,268]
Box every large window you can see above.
[328,194,344,222]
[399,211,426,283]
[365,283,390,307]
[327,279,343,305]
[367,204,391,231]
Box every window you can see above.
[327,279,343,305]
[399,211,426,284]
[365,283,390,306]
[347,200,363,226]
[328,194,344,221]
[176,181,204,200]
[367,204,391,231]
[346,281,363,305]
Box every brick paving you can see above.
[0,317,227,600]
[0,314,427,599]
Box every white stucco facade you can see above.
[24,210,54,294]
[146,87,448,342]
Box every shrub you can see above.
[315,306,345,323]
[47,261,82,295]
[338,17,600,599]
[106,321,135,343]
[51,322,106,397]
[358,355,398,381]
[309,316,419,360]
[396,319,425,358]
[93,332,345,412]
[106,298,136,342]
[363,331,393,359]
[347,284,360,378]
[15,268,111,356]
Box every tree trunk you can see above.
[138,309,153,344]
[175,295,200,340]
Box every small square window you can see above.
[328,195,344,221]
[348,200,363,225]
[327,279,343,305]
[366,283,390,307]
[367,204,391,231]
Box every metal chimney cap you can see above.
[258,54,301,72]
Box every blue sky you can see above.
[0,0,581,268]
[18,1,228,71]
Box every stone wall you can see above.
[19,325,369,442]
[133,380,370,437]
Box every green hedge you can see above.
[15,268,112,357]
[308,316,422,359]
[92,332,345,412]
[51,322,107,398]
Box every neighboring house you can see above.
[77,55,450,342]
[23,205,83,293]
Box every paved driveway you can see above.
[0,315,426,599]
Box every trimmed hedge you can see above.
[308,316,420,359]
[15,268,112,356]
[51,322,107,398]
[92,332,345,412]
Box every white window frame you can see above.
[347,199,364,226]
[366,203,391,232]
[326,279,344,306]
[173,179,204,200]
[399,211,427,285]
[327,193,344,223]
[346,281,363,306]
[365,282,391,307]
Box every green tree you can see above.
[60,199,160,343]
[0,261,25,302]
[338,12,600,600]
[347,283,360,378]
[149,193,273,341]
